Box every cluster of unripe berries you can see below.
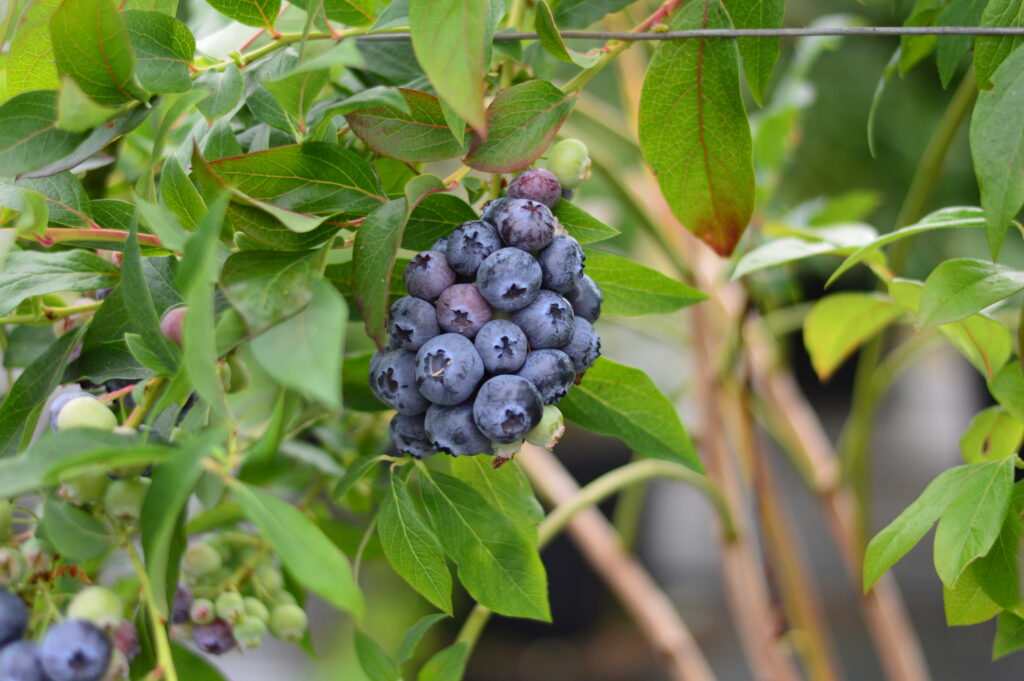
[172,537,308,655]
[0,585,140,681]
[370,150,601,464]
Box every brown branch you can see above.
[518,445,718,681]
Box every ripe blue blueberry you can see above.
[512,290,575,349]
[0,640,45,681]
[472,375,543,444]
[430,236,449,252]
[435,284,492,339]
[561,317,600,374]
[386,297,440,351]
[565,274,602,322]
[389,413,436,458]
[507,168,562,208]
[39,619,112,681]
[445,221,502,277]
[536,235,584,294]
[404,251,456,302]
[480,197,512,227]
[474,320,528,374]
[193,619,236,656]
[491,199,555,252]
[424,403,494,457]
[517,350,575,405]
[414,334,484,406]
[369,350,431,415]
[172,584,193,625]
[476,248,542,312]
[0,588,27,648]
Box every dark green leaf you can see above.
[450,455,543,530]
[402,194,479,250]
[803,293,903,381]
[220,250,320,334]
[290,0,375,25]
[170,643,229,680]
[994,612,1024,658]
[355,630,401,681]
[974,0,1024,89]
[417,642,469,681]
[224,203,340,251]
[0,173,92,226]
[264,68,329,125]
[0,91,87,177]
[638,0,754,256]
[39,496,111,561]
[205,0,279,28]
[49,0,142,106]
[550,200,621,244]
[123,224,181,374]
[0,328,84,457]
[396,613,450,664]
[535,1,600,67]
[971,485,1024,609]
[418,468,550,621]
[332,454,383,499]
[935,0,987,87]
[584,250,708,316]
[724,0,784,105]
[233,482,363,617]
[250,279,346,408]
[465,80,575,173]
[409,0,488,132]
[124,10,195,93]
[379,474,453,613]
[0,250,118,315]
[560,358,702,471]
[970,46,1024,258]
[345,89,470,163]
[551,0,632,28]
[919,259,1024,327]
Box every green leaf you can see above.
[724,0,784,105]
[292,0,375,25]
[396,613,450,664]
[827,207,986,286]
[550,200,621,244]
[971,45,1024,258]
[379,474,453,614]
[403,194,479,251]
[224,203,339,252]
[7,0,61,97]
[264,68,329,125]
[733,225,879,280]
[196,65,244,122]
[250,279,346,408]
[863,464,981,591]
[989,362,1024,424]
[418,468,549,621]
[0,91,87,177]
[233,482,363,617]
[960,407,1024,464]
[204,0,279,28]
[919,259,1024,327]
[638,0,754,256]
[122,224,181,374]
[141,431,222,614]
[802,293,903,381]
[220,250,320,334]
[332,455,383,500]
[0,174,92,226]
[49,0,142,106]
[56,76,118,133]
[345,89,470,163]
[161,157,206,231]
[971,485,1024,610]
[354,175,445,347]
[0,329,84,457]
[534,1,600,67]
[39,496,111,561]
[465,81,575,173]
[417,642,469,681]
[19,108,150,181]
[935,0,987,88]
[450,455,544,532]
[994,611,1024,658]
[974,0,1024,89]
[409,0,488,133]
[934,458,1016,587]
[560,357,702,470]
[355,630,401,681]
[205,142,385,217]
[551,0,632,28]
[583,250,708,316]
[0,250,118,315]
[943,564,1002,626]
[170,643,229,680]
[13,191,48,239]
[124,10,195,94]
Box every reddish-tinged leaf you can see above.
[638,0,755,256]
[345,89,468,163]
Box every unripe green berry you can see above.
[546,138,591,190]
[56,395,118,431]
[68,586,124,632]
[216,362,232,392]
[160,306,187,347]
[61,471,110,506]
[271,589,296,606]
[525,405,565,449]
[269,603,308,643]
[206,535,233,564]
[0,500,12,540]
[103,478,150,522]
[102,649,129,681]
[215,591,245,623]
[253,565,283,593]
[491,439,524,468]
[225,354,250,393]
[190,598,216,625]
[20,537,54,574]
[0,546,27,586]
[243,597,270,624]
[233,616,267,649]
[184,543,223,576]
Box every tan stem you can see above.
[519,445,718,681]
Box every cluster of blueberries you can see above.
[0,586,138,681]
[370,168,602,463]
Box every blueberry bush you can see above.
[0,0,1022,679]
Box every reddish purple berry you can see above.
[404,251,456,302]
[436,284,492,339]
[507,168,562,208]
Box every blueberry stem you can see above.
[123,376,168,430]
[121,531,179,681]
[352,515,378,584]
[0,300,103,326]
